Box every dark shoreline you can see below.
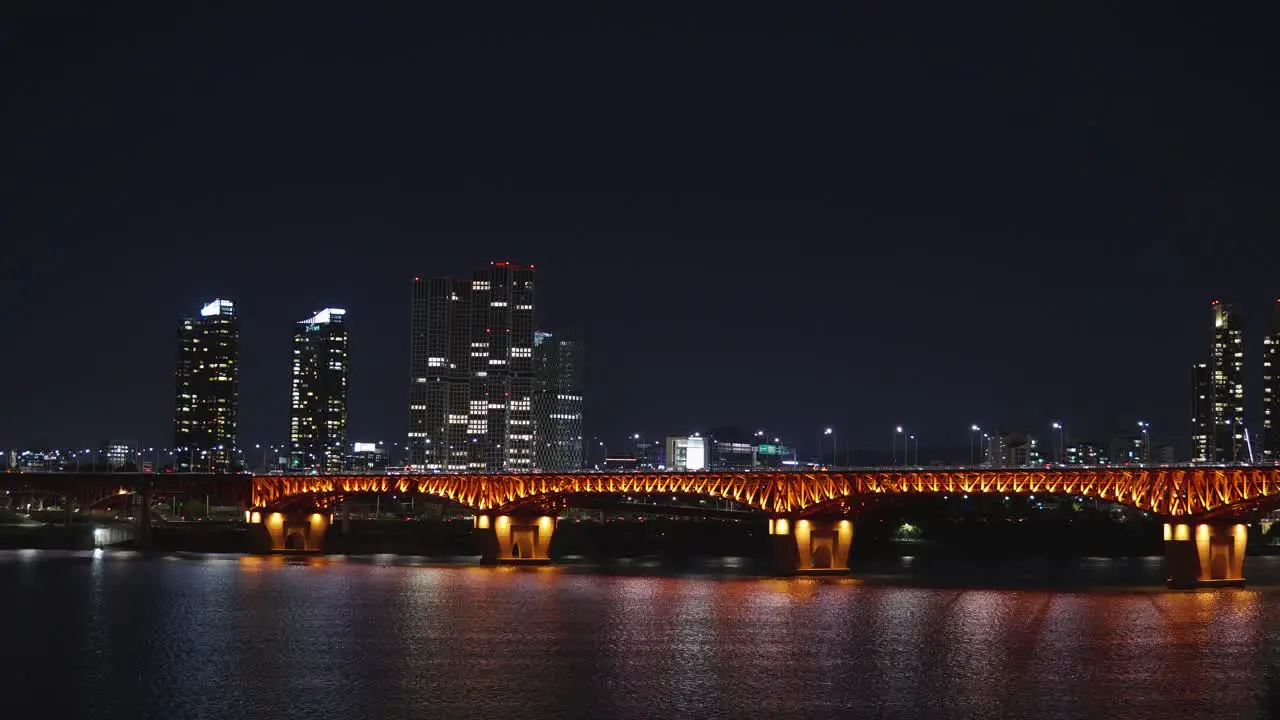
[5,515,1274,560]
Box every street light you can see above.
[1051,422,1064,463]
[969,425,980,465]
[894,426,903,466]
[822,427,836,467]
[1137,421,1150,464]
[908,435,918,466]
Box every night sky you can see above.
[3,4,1278,460]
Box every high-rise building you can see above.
[474,263,537,470]
[408,277,470,471]
[289,308,348,472]
[407,262,536,471]
[534,330,585,470]
[173,298,239,472]
[1265,300,1280,461]
[1210,301,1245,462]
[1191,362,1212,462]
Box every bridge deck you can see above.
[247,468,1280,518]
[8,468,1279,518]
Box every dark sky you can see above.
[3,3,1278,460]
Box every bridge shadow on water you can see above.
[179,546,1280,591]
[16,547,1280,593]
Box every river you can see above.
[5,550,1280,719]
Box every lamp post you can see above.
[822,427,835,467]
[1137,421,1150,464]
[969,425,980,465]
[1051,422,1064,463]
[908,435,918,466]
[894,426,903,466]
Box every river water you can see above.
[6,550,1280,719]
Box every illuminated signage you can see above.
[200,299,234,317]
[302,308,346,324]
[353,442,379,453]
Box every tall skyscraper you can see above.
[534,330,585,471]
[407,262,536,471]
[173,298,239,472]
[1210,301,1245,462]
[408,277,469,471]
[289,308,349,472]
[1191,361,1212,462]
[1264,300,1280,461]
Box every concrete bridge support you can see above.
[770,516,854,574]
[1165,521,1248,589]
[136,480,152,549]
[248,509,331,552]
[476,514,557,564]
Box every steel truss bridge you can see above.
[9,468,1280,585]
[251,467,1280,518]
[246,468,1280,585]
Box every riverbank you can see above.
[7,515,1268,562]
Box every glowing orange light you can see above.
[250,468,1280,519]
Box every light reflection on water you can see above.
[4,551,1280,718]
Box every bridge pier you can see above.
[770,516,853,574]
[476,514,556,564]
[136,479,152,550]
[247,509,331,553]
[1165,521,1248,589]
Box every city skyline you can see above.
[4,5,1279,459]
[17,289,1280,469]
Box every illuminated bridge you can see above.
[250,467,1280,588]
